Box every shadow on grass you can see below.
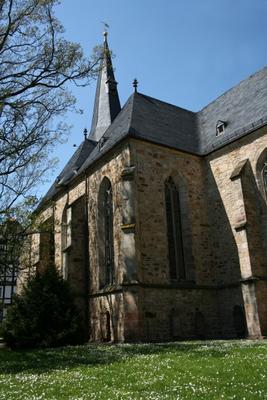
[0,340,256,375]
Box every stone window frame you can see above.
[98,177,115,288]
[61,205,72,251]
[255,148,267,202]
[262,163,267,198]
[254,148,267,278]
[164,175,195,283]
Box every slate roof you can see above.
[198,66,267,154]
[125,93,199,154]
[43,66,267,203]
[42,138,97,202]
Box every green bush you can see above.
[2,265,83,349]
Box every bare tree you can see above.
[0,0,100,217]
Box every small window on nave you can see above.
[216,120,227,136]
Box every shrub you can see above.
[2,265,82,349]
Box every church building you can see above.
[27,32,267,342]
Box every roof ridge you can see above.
[100,92,135,140]
[199,66,267,113]
[136,92,196,115]
[126,93,137,134]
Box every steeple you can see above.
[89,32,121,142]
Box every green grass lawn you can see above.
[0,340,266,400]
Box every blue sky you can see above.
[40,0,267,196]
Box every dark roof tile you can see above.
[42,138,97,202]
[198,66,267,153]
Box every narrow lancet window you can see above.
[262,162,267,198]
[165,177,185,280]
[98,178,114,287]
[61,206,71,280]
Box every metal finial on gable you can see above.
[83,128,88,139]
[133,78,138,93]
[103,30,108,43]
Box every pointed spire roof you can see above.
[89,32,121,142]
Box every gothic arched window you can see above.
[262,162,267,198]
[61,205,72,280]
[98,177,114,287]
[165,177,185,280]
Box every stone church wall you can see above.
[87,144,137,342]
[206,125,267,337]
[27,143,139,343]
[130,139,223,339]
[31,187,89,339]
[131,139,214,285]
[139,287,221,341]
[66,195,88,339]
[23,125,267,342]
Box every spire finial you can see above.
[103,30,108,43]
[133,78,138,93]
[83,128,88,140]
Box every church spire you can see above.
[89,32,121,142]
